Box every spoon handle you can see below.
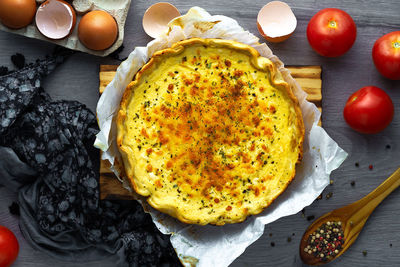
[347,166,400,229]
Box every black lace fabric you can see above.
[0,52,181,266]
[0,54,61,135]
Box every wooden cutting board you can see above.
[98,65,322,200]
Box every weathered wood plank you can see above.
[99,169,134,200]
[99,72,116,93]
[286,65,322,79]
[100,65,118,72]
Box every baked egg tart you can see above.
[117,38,304,225]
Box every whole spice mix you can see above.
[304,221,345,262]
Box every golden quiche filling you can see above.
[117,38,304,225]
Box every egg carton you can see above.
[0,0,131,57]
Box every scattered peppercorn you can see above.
[325,192,333,199]
[317,194,323,200]
[8,202,20,216]
[362,250,367,256]
[369,164,373,170]
[355,162,359,167]
[307,215,315,221]
[390,244,392,247]
[386,144,391,149]
[11,53,25,69]
[351,181,355,187]
[304,221,345,262]
[269,233,273,237]
[270,242,275,247]
[0,66,8,76]
[292,233,295,236]
[287,237,292,242]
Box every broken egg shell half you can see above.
[142,2,181,38]
[36,0,77,40]
[257,1,297,43]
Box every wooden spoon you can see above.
[300,166,400,265]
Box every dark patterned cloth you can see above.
[0,55,61,135]
[0,53,180,266]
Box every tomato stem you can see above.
[328,20,337,28]
[393,41,400,49]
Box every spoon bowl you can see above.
[300,166,400,265]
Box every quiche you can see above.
[117,38,304,225]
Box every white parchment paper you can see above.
[94,7,348,267]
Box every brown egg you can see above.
[0,0,37,29]
[78,10,118,51]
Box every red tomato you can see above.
[307,8,357,57]
[343,86,394,134]
[372,31,400,80]
[0,226,19,267]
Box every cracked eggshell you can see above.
[257,1,297,43]
[72,0,94,14]
[143,2,180,38]
[36,0,76,40]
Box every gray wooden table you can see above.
[1,0,400,266]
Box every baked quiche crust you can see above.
[117,38,304,225]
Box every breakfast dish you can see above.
[117,38,304,225]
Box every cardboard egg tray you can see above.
[0,0,132,57]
